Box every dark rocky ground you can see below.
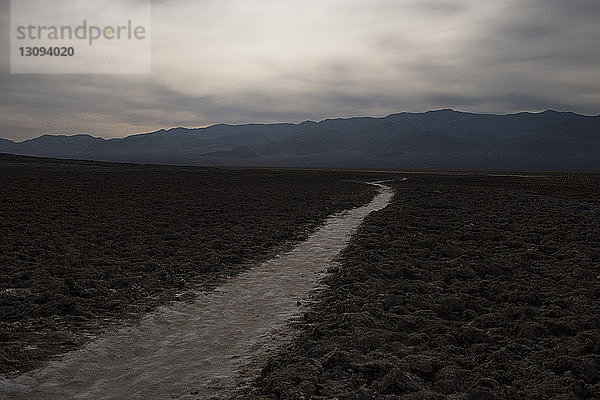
[251,173,600,399]
[0,154,382,376]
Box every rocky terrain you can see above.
[0,154,379,376]
[253,173,600,399]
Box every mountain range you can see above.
[1,109,599,169]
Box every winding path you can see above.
[1,182,395,400]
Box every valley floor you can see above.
[0,155,379,376]
[2,154,599,399]
[251,173,600,399]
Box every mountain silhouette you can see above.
[1,109,599,169]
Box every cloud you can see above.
[1,0,599,141]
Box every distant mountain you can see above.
[1,109,599,169]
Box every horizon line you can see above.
[2,108,598,143]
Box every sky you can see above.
[1,0,600,141]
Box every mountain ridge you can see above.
[1,110,599,170]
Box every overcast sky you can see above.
[1,0,599,141]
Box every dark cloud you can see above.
[542,0,600,15]
[1,0,599,141]
[411,0,466,14]
[500,23,559,40]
